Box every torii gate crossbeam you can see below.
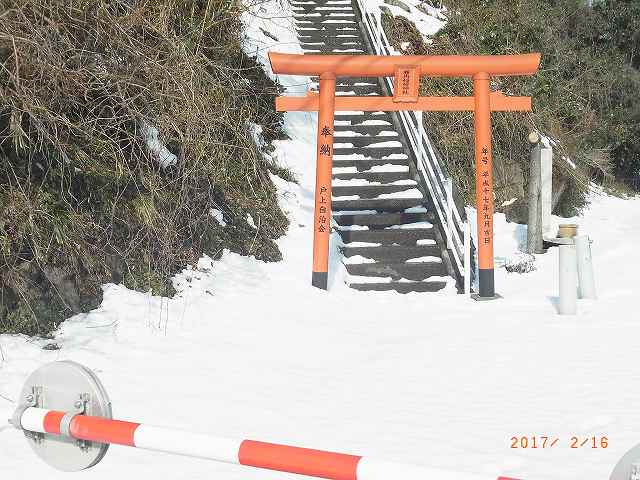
[270,52,541,299]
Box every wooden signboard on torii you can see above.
[270,52,541,299]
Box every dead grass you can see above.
[0,0,289,335]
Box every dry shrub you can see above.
[0,0,289,335]
[382,1,640,220]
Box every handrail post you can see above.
[373,8,382,47]
[464,220,471,295]
[540,144,553,235]
[416,111,424,163]
[445,178,453,249]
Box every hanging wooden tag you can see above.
[393,65,420,103]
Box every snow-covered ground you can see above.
[1,2,639,480]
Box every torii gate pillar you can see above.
[312,73,336,290]
[473,72,496,298]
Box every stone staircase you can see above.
[291,0,455,293]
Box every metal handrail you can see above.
[354,0,472,290]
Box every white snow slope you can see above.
[1,2,639,480]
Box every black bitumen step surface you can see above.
[332,183,415,197]
[334,124,399,135]
[332,158,409,171]
[294,13,356,19]
[333,146,406,157]
[332,198,423,212]
[334,211,433,227]
[332,171,410,183]
[348,281,447,293]
[333,136,403,148]
[342,245,442,262]
[296,25,360,33]
[309,85,380,95]
[298,34,361,43]
[310,76,377,84]
[346,262,446,281]
[333,113,394,125]
[338,228,436,246]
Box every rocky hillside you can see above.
[0,0,289,336]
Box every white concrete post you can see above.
[540,146,553,235]
[559,245,577,315]
[575,235,597,299]
[445,178,453,249]
[464,221,471,296]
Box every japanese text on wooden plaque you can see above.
[393,66,419,103]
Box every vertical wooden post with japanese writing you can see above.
[312,73,337,290]
[473,72,497,299]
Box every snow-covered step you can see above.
[303,48,366,54]
[333,146,405,157]
[338,228,436,246]
[348,280,448,293]
[298,34,361,44]
[332,158,410,171]
[332,183,416,198]
[333,113,394,125]
[346,262,447,281]
[291,5,354,13]
[308,84,380,95]
[334,211,433,228]
[295,23,359,31]
[300,40,362,47]
[332,137,404,149]
[296,25,359,33]
[332,198,423,212]
[333,124,399,136]
[293,13,356,19]
[332,171,410,183]
[342,245,442,263]
[310,76,376,84]
[295,17,357,23]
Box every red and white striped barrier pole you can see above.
[11,362,526,479]
[18,406,518,480]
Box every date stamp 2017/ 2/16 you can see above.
[510,436,609,449]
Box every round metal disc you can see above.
[19,360,112,472]
[610,443,640,480]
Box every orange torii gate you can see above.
[270,52,541,299]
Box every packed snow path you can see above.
[292,0,458,293]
